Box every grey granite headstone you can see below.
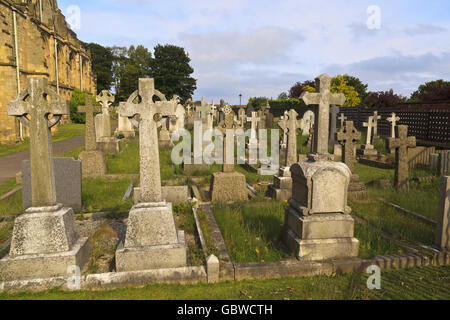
[22,158,82,212]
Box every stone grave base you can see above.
[79,150,107,177]
[357,145,377,157]
[348,174,368,200]
[282,225,359,262]
[133,186,190,204]
[210,172,248,202]
[159,139,173,149]
[0,206,89,281]
[22,158,82,212]
[114,129,135,139]
[268,167,292,201]
[183,162,211,174]
[115,203,187,272]
[97,137,120,154]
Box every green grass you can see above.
[354,222,403,259]
[81,178,136,213]
[55,146,85,159]
[354,163,394,183]
[212,201,289,263]
[0,179,18,197]
[0,123,85,157]
[0,266,448,300]
[0,191,22,216]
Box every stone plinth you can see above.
[115,202,187,272]
[133,186,190,204]
[357,145,377,157]
[348,174,368,200]
[269,167,293,201]
[22,158,82,212]
[78,150,107,177]
[97,137,120,154]
[210,172,248,202]
[0,205,89,281]
[115,115,136,139]
[281,161,359,261]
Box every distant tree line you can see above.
[272,75,450,108]
[82,42,197,104]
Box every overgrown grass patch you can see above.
[81,178,135,213]
[87,221,119,274]
[0,191,22,216]
[212,201,289,263]
[0,179,18,197]
[354,222,403,259]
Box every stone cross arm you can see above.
[389,135,416,149]
[77,97,101,114]
[155,100,178,117]
[300,91,346,106]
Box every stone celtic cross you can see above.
[388,125,416,192]
[78,97,101,151]
[387,112,400,138]
[96,90,115,138]
[7,77,69,207]
[118,78,177,203]
[285,109,302,167]
[363,116,375,146]
[337,121,361,173]
[301,74,346,160]
[339,113,347,128]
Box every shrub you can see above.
[69,89,99,123]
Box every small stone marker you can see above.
[337,121,361,173]
[77,97,107,177]
[247,111,260,149]
[0,77,89,281]
[358,116,378,156]
[285,109,302,167]
[435,176,450,251]
[115,78,187,272]
[95,90,115,139]
[388,125,416,192]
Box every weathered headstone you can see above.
[95,90,120,154]
[281,74,358,261]
[388,125,416,192]
[329,105,339,146]
[78,97,107,177]
[338,113,347,129]
[301,110,315,136]
[387,112,400,153]
[372,111,382,140]
[247,111,260,158]
[115,78,187,272]
[115,101,136,139]
[358,116,378,157]
[210,105,247,202]
[337,121,367,199]
[440,151,450,176]
[435,176,450,251]
[0,78,89,281]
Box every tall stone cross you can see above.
[118,78,177,203]
[363,116,375,146]
[339,113,347,128]
[278,111,289,149]
[387,112,400,138]
[285,109,302,167]
[300,74,346,160]
[337,121,361,173]
[372,111,382,139]
[77,97,101,151]
[186,104,192,116]
[97,90,114,133]
[388,125,416,192]
[217,105,241,172]
[7,77,69,207]
[329,105,340,146]
[247,111,260,145]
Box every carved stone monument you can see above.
[95,90,120,154]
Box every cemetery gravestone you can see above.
[329,105,339,147]
[388,125,416,192]
[78,97,107,177]
[281,74,359,261]
[372,111,382,141]
[0,77,89,281]
[387,112,400,153]
[358,116,378,157]
[210,105,248,202]
[115,78,187,272]
[95,90,120,154]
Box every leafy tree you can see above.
[151,44,197,103]
[288,80,315,98]
[82,42,114,92]
[330,75,361,106]
[247,97,269,109]
[339,74,368,103]
[365,89,406,108]
[69,89,99,123]
[277,92,288,100]
[410,80,450,102]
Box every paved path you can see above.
[0,135,85,185]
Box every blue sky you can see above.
[58,0,450,104]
